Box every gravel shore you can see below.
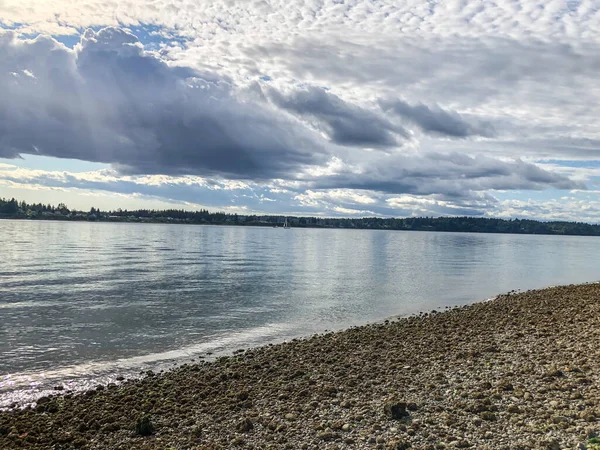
[1,283,599,449]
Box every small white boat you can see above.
[283,217,290,229]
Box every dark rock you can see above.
[544,439,561,450]
[135,416,154,436]
[236,418,253,432]
[236,390,249,402]
[231,436,245,446]
[387,438,411,449]
[40,400,59,413]
[482,345,499,353]
[543,369,564,379]
[480,411,497,421]
[384,400,409,420]
[316,430,336,441]
[36,396,51,405]
[102,423,119,432]
[581,411,596,422]
[191,425,202,438]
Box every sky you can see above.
[1,1,600,221]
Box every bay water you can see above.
[1,220,599,407]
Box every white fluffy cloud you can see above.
[2,0,599,42]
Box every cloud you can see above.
[379,98,495,138]
[294,189,378,207]
[0,28,329,180]
[2,3,598,222]
[495,195,600,224]
[1,162,597,221]
[1,27,581,199]
[3,0,600,45]
[248,35,600,157]
[307,152,584,197]
[0,163,266,210]
[268,85,407,147]
[386,193,494,217]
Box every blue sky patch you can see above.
[1,21,187,50]
[0,155,110,172]
[538,159,600,169]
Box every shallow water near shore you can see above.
[1,220,600,407]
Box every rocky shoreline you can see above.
[1,283,599,449]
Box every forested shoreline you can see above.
[1,197,599,236]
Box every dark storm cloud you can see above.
[0,28,328,179]
[379,98,495,138]
[309,152,583,196]
[268,85,407,147]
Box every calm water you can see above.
[1,220,599,406]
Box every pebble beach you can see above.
[1,282,599,449]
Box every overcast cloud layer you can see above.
[1,0,599,220]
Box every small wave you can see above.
[0,301,65,309]
[0,267,62,277]
[0,322,294,409]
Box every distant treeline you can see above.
[1,197,599,236]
